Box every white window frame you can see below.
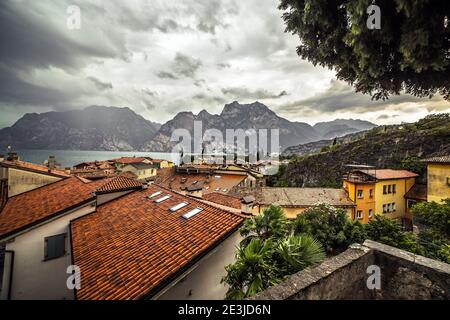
[357,190,364,199]
[356,210,363,219]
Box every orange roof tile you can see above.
[0,177,107,239]
[113,157,148,164]
[362,169,419,180]
[203,192,242,209]
[71,185,244,300]
[1,160,70,178]
[96,175,143,194]
[155,168,246,194]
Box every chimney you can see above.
[241,195,256,215]
[7,151,19,162]
[47,155,56,170]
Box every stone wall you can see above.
[252,240,450,300]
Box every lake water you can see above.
[14,149,180,168]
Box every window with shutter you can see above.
[44,233,66,261]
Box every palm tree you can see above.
[239,205,289,247]
[223,235,325,299]
[275,234,325,276]
[222,239,277,299]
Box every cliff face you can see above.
[274,114,450,188]
[0,106,161,151]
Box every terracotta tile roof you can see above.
[405,184,428,201]
[155,168,246,194]
[96,175,143,194]
[1,160,70,178]
[203,192,242,209]
[119,171,138,179]
[0,177,107,239]
[76,172,117,180]
[125,162,156,170]
[423,155,450,163]
[71,184,244,300]
[256,187,355,207]
[363,169,419,180]
[113,157,148,164]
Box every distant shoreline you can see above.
[12,149,180,168]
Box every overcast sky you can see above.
[0,0,448,128]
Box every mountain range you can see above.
[0,102,376,152]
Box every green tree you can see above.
[412,199,450,263]
[222,239,277,299]
[222,235,325,299]
[292,204,365,253]
[279,0,450,101]
[239,205,290,247]
[365,215,424,254]
[274,235,325,276]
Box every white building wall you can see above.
[156,231,242,300]
[1,203,96,300]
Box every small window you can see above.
[392,184,396,194]
[368,209,373,218]
[382,204,387,213]
[182,207,203,219]
[356,210,363,219]
[392,202,396,211]
[155,195,172,203]
[44,233,66,261]
[407,199,417,209]
[369,189,374,198]
[388,185,392,194]
[383,185,387,194]
[357,190,363,199]
[388,203,392,212]
[148,191,162,199]
[170,202,188,212]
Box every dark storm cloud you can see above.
[192,93,227,105]
[173,53,202,78]
[142,88,158,97]
[157,71,179,80]
[377,114,398,120]
[0,66,72,105]
[222,87,288,100]
[217,63,231,69]
[87,77,113,91]
[277,80,438,114]
[0,1,124,71]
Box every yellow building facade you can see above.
[426,159,450,203]
[343,169,418,225]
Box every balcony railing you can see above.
[343,174,376,183]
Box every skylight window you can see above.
[182,207,203,219]
[169,202,188,212]
[148,191,162,199]
[155,195,172,203]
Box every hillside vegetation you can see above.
[271,114,450,188]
